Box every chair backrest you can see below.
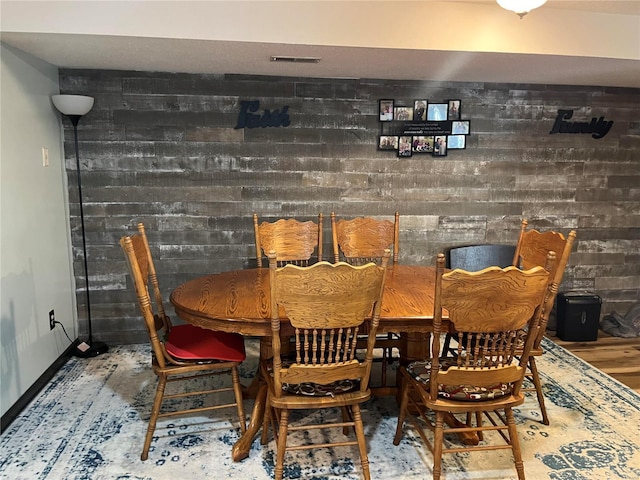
[254,213,323,267]
[430,252,553,400]
[120,223,172,368]
[513,219,577,344]
[446,244,516,271]
[268,250,390,397]
[330,212,399,265]
[513,219,576,286]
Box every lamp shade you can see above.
[497,0,547,16]
[52,94,94,116]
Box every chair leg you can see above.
[260,396,271,445]
[231,366,247,433]
[275,409,289,480]
[269,404,281,445]
[381,346,388,386]
[352,404,371,480]
[142,374,167,461]
[528,357,550,425]
[341,406,351,435]
[442,333,453,357]
[505,407,526,480]
[475,411,483,441]
[433,411,445,480]
[393,374,410,446]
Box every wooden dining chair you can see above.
[253,213,323,267]
[513,219,577,425]
[393,252,554,480]
[120,223,246,460]
[330,211,400,390]
[441,244,517,354]
[260,250,390,480]
[330,211,399,265]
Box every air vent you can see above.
[270,56,321,64]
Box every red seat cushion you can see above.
[165,324,246,363]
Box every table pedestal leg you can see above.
[401,332,431,363]
[233,336,279,461]
[243,368,263,399]
[397,332,430,404]
[444,413,480,446]
[232,383,267,462]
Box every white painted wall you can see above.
[2,1,638,60]
[0,43,76,417]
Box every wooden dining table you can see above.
[170,264,442,461]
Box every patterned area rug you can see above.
[1,337,639,480]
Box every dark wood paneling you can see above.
[58,69,640,344]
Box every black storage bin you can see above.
[556,291,602,342]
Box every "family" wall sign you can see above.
[549,109,613,139]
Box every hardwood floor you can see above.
[548,332,640,394]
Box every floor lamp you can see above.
[52,94,109,358]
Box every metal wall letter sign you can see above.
[549,109,613,139]
[234,100,290,129]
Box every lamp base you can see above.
[74,341,109,358]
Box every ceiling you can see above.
[454,0,640,15]
[1,1,639,88]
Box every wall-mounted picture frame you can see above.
[448,99,461,120]
[447,134,466,149]
[412,135,434,153]
[414,100,427,122]
[379,99,394,122]
[394,106,414,121]
[376,97,470,157]
[433,135,447,156]
[452,120,470,135]
[398,136,412,157]
[427,103,448,121]
[378,135,399,150]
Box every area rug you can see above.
[1,338,639,480]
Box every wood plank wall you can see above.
[58,70,640,345]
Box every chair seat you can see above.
[407,360,511,401]
[165,324,246,362]
[269,389,371,410]
[282,379,360,397]
[266,354,360,397]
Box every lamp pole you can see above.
[70,116,94,344]
[52,94,108,357]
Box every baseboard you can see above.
[1,339,79,433]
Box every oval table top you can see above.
[170,264,439,337]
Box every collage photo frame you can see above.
[377,98,471,157]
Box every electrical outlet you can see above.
[49,309,55,330]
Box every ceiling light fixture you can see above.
[270,56,321,64]
[497,0,547,18]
